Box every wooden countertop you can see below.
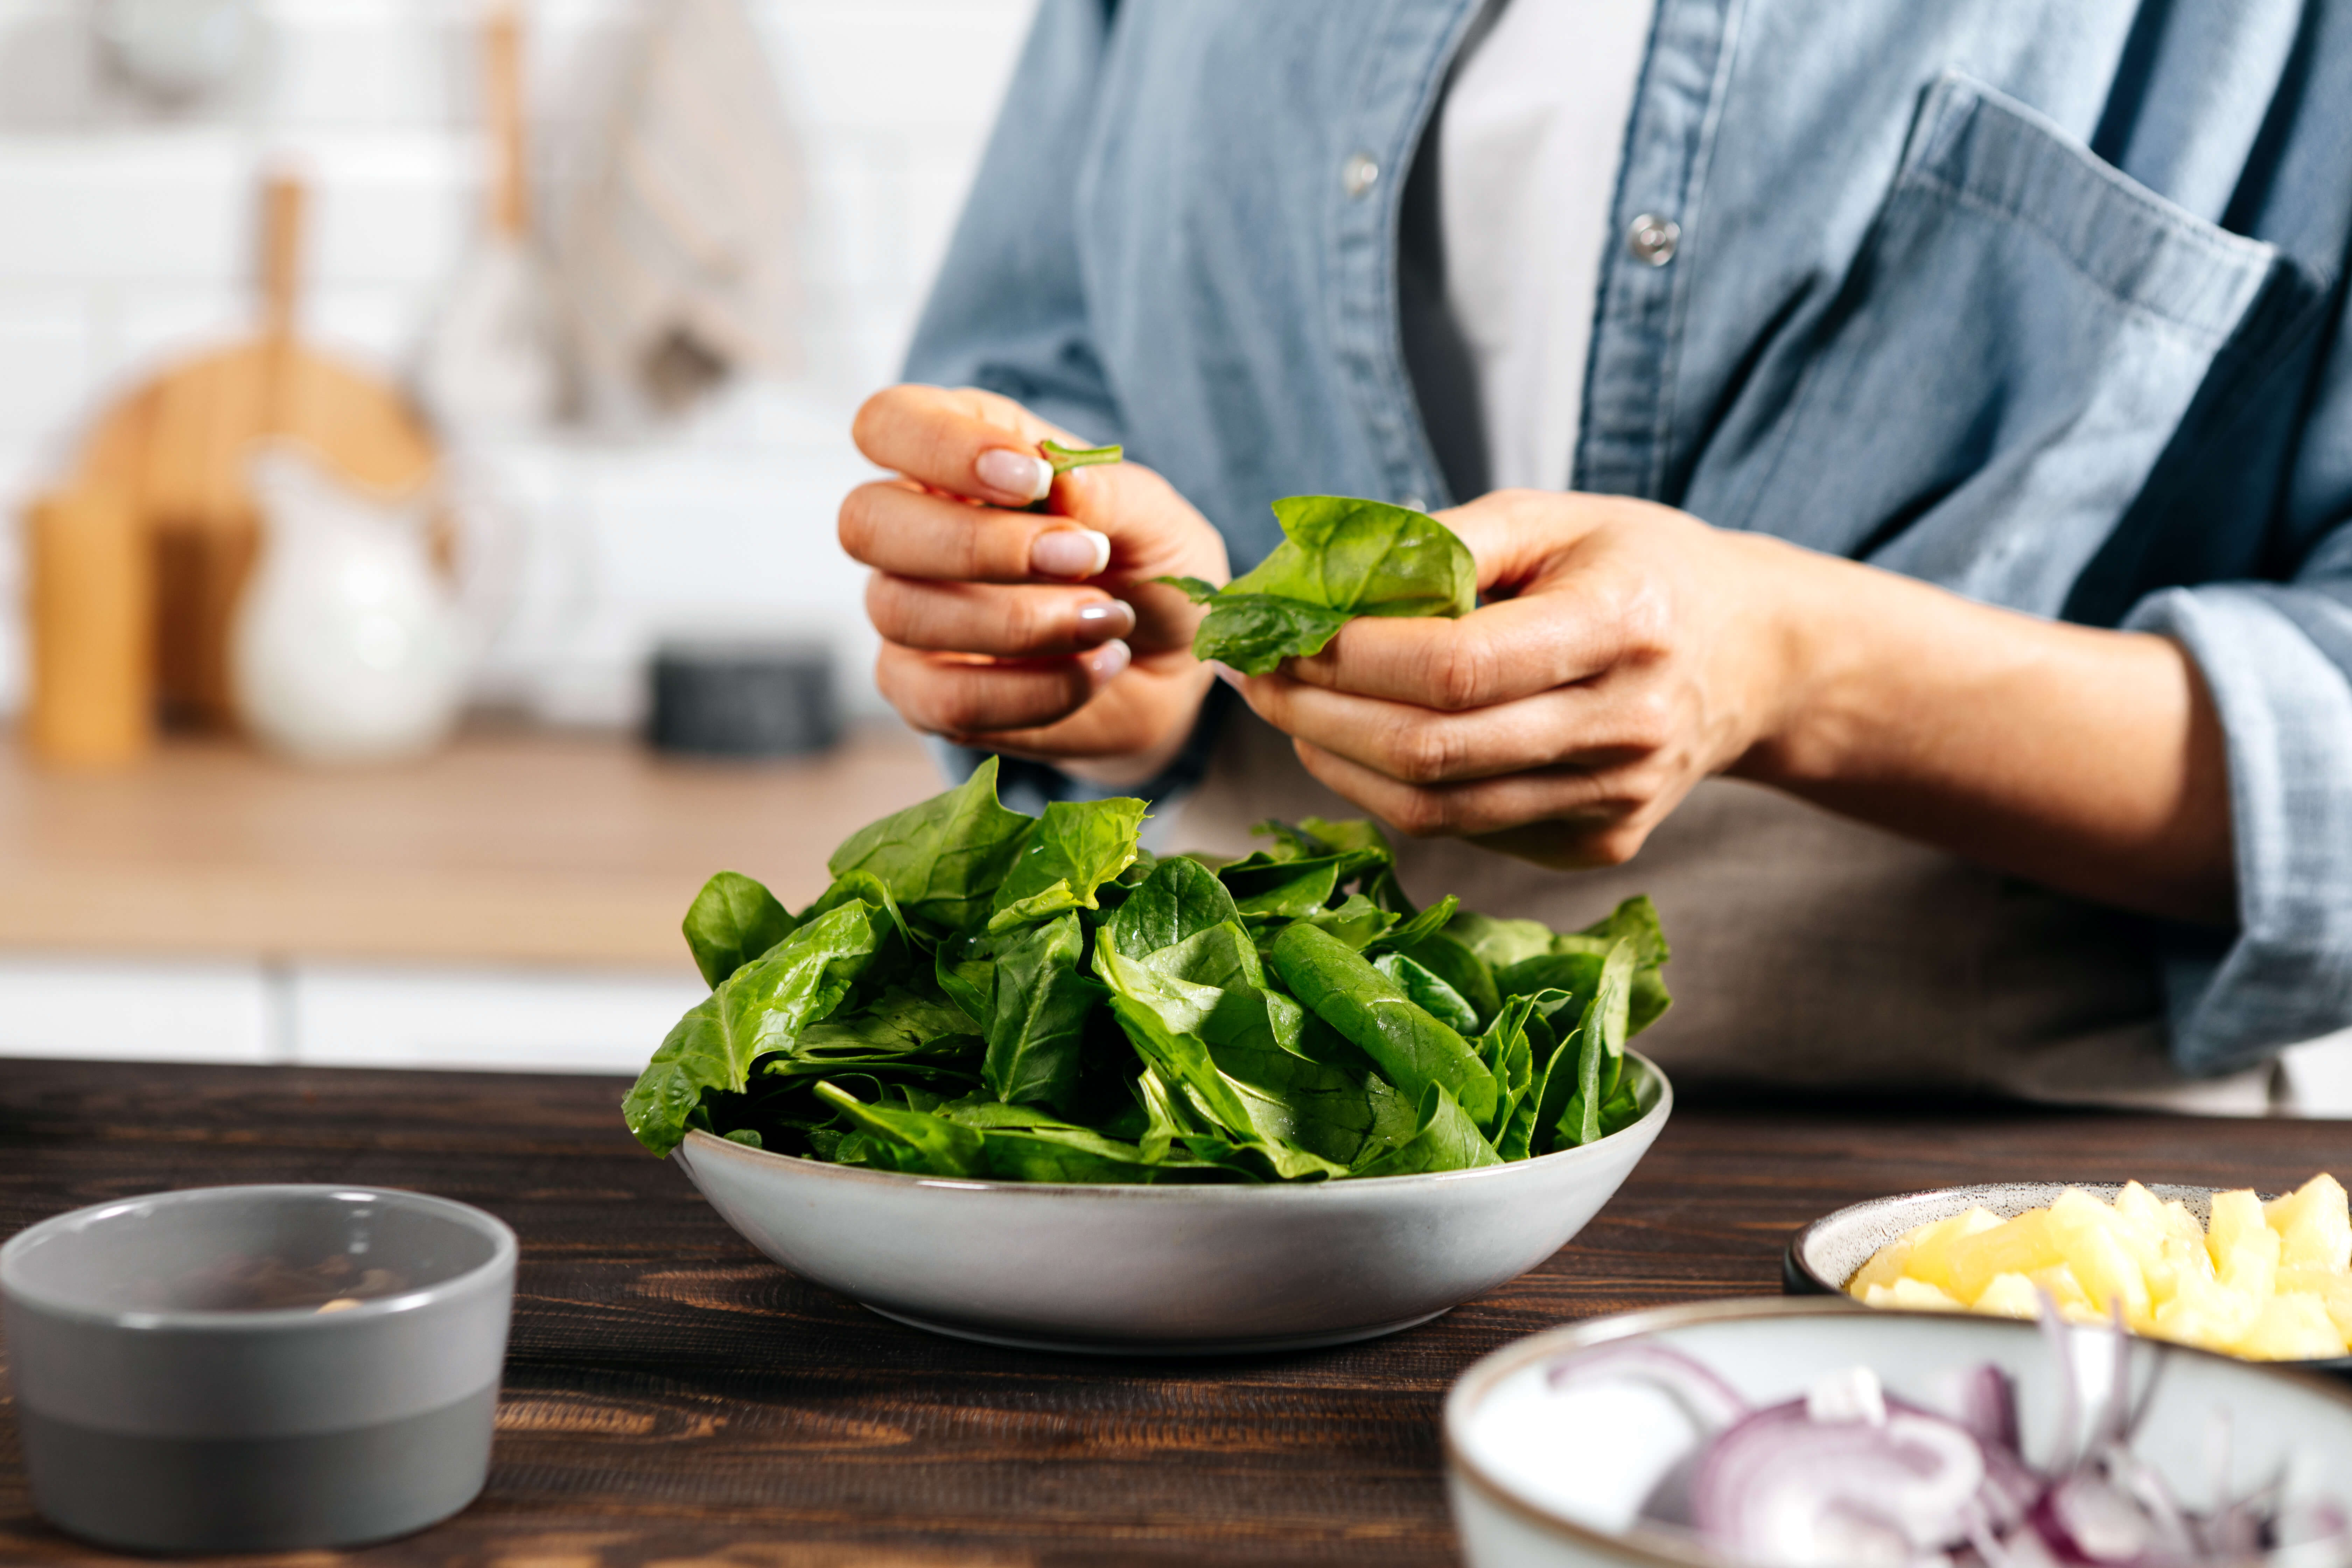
[0,726,945,972]
[4,1059,2350,1565]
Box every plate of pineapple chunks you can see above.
[1784,1175,2352,1368]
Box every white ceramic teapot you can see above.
[231,444,470,763]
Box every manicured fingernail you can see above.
[1084,638,1132,682]
[1073,600,1135,644]
[1031,528,1111,579]
[977,447,1052,502]
[1210,662,1242,688]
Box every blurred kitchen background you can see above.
[0,0,1031,1074]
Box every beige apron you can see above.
[1160,707,2277,1114]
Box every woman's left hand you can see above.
[1227,487,2238,927]
[1228,488,1807,869]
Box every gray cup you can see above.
[1,1185,516,1553]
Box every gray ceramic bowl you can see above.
[1445,1297,2352,1568]
[1,1185,516,1553]
[672,1051,1673,1354]
[1783,1181,2352,1374]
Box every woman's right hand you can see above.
[841,385,1227,783]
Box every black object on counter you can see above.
[648,640,838,757]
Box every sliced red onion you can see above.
[1554,1308,2348,1568]
[1930,1362,2023,1456]
[1690,1392,1990,1567]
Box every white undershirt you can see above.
[1439,0,1659,492]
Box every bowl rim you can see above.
[0,1183,518,1330]
[1441,1295,2352,1566]
[676,1048,1672,1199]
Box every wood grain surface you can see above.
[0,1058,2344,1568]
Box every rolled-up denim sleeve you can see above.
[2127,551,2352,1073]
[900,0,1126,447]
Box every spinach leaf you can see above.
[1298,894,1399,950]
[986,796,1147,932]
[827,756,1035,936]
[1445,910,1557,972]
[624,900,881,1155]
[1221,854,1340,919]
[1372,951,1480,1035]
[812,1080,986,1177]
[932,930,995,1028]
[980,1127,1159,1183]
[1387,930,1500,1028]
[1105,855,1241,959]
[1364,894,1456,955]
[1352,1084,1502,1177]
[1104,995,1349,1180]
[1233,495,1478,617]
[983,911,1096,1112]
[1572,895,1673,1034]
[682,871,797,988]
[1267,922,1500,1128]
[1295,816,1413,912]
[1165,496,1477,676]
[775,985,980,1072]
[1551,940,1635,1150]
[1170,584,1353,677]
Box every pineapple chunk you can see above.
[2266,1174,2352,1272]
[2209,1189,2269,1268]
[2277,1265,2352,1343]
[2216,1223,2280,1301]
[1863,1278,1965,1311]
[2234,1292,2346,1362]
[1973,1272,2044,1320]
[2158,1198,2208,1248]
[1942,1208,2067,1303]
[1848,1235,1917,1297]
[2030,1262,2100,1320]
[2154,1273,2262,1349]
[1899,1207,2004,1296]
[2110,1181,2172,1253]
[2048,1189,2154,1328]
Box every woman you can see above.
[837,0,2352,1108]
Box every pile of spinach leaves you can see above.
[1166,494,1477,675]
[623,759,1671,1183]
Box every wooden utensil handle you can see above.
[261,173,304,339]
[486,5,527,238]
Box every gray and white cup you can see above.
[1,1184,516,1552]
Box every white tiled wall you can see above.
[0,0,1038,723]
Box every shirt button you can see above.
[1627,213,1681,266]
[1343,152,1380,199]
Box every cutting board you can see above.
[25,174,440,758]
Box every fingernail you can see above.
[1031,528,1111,579]
[1209,661,1242,689]
[1073,600,1136,644]
[977,447,1052,502]
[1084,638,1132,682]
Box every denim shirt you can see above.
[904,0,2352,1077]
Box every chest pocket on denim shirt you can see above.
[1698,71,2282,616]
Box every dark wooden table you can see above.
[0,1059,2345,1567]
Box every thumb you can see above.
[1048,459,1230,586]
[1435,489,1613,593]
